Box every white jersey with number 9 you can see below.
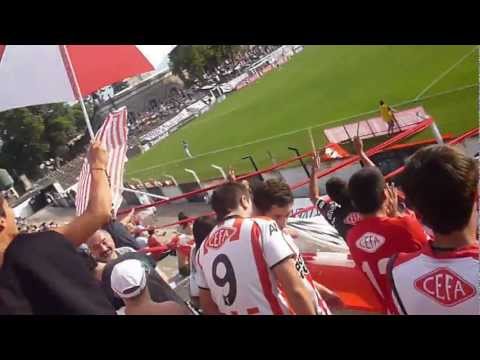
[196,217,299,315]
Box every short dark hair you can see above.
[253,179,293,213]
[402,145,478,234]
[177,212,188,221]
[379,100,384,106]
[193,215,217,249]
[348,167,386,214]
[211,182,250,221]
[325,177,351,207]
[148,228,155,236]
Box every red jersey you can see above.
[385,242,479,315]
[346,214,428,310]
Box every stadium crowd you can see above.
[0,134,477,315]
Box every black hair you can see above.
[193,216,217,249]
[348,167,386,214]
[325,177,351,207]
[402,145,478,234]
[178,212,188,221]
[379,100,384,106]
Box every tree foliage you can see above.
[169,45,248,85]
[0,102,87,178]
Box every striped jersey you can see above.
[196,216,330,315]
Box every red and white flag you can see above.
[75,107,129,216]
[0,45,175,112]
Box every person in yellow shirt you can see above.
[379,100,400,136]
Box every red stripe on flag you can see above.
[250,223,283,315]
[76,108,128,216]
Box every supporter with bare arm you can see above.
[0,141,115,314]
[56,141,112,247]
[119,208,135,226]
[353,136,376,168]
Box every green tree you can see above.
[0,108,49,177]
[169,45,248,85]
[44,115,76,157]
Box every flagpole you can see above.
[61,45,95,139]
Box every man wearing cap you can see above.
[111,259,190,315]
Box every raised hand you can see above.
[384,182,399,217]
[353,136,364,155]
[88,140,108,170]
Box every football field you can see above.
[127,45,478,183]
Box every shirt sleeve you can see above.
[257,221,296,269]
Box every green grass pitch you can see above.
[127,45,478,183]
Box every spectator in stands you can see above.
[385,145,478,314]
[189,215,217,311]
[176,212,193,235]
[197,182,326,315]
[87,229,135,264]
[111,259,190,315]
[87,228,171,311]
[379,100,401,137]
[309,150,360,239]
[103,208,141,251]
[353,136,376,169]
[167,213,194,277]
[147,228,171,262]
[135,230,149,249]
[346,166,428,312]
[253,179,343,311]
[0,141,115,314]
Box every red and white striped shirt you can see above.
[196,216,329,315]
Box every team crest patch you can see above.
[344,212,362,226]
[414,267,476,307]
[355,232,385,253]
[205,227,236,250]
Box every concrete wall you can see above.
[94,72,185,126]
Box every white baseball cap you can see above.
[110,259,147,299]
